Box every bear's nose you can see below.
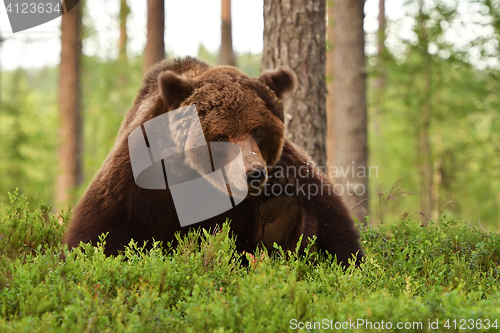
[246,168,267,185]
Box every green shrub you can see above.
[0,190,499,332]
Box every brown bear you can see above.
[63,57,363,266]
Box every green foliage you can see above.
[367,0,500,229]
[0,189,65,257]
[79,55,143,197]
[0,189,65,290]
[236,52,262,78]
[0,191,499,332]
[197,43,218,66]
[0,68,58,207]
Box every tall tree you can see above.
[118,0,130,62]
[373,0,386,135]
[261,0,327,167]
[56,3,82,209]
[333,0,368,223]
[326,1,335,172]
[0,16,3,109]
[415,2,433,225]
[376,0,385,87]
[219,0,236,66]
[4,70,28,191]
[144,0,165,72]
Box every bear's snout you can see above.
[235,137,268,189]
[246,167,267,185]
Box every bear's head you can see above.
[156,65,296,196]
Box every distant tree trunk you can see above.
[118,0,130,62]
[431,131,442,221]
[56,4,82,209]
[416,3,433,225]
[373,0,385,135]
[219,0,235,66]
[326,0,335,172]
[7,70,26,187]
[417,93,433,225]
[144,0,165,72]
[377,0,385,72]
[376,0,385,85]
[0,17,3,108]
[262,0,327,167]
[333,0,368,224]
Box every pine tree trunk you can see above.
[326,0,335,172]
[118,0,130,62]
[0,16,3,108]
[56,4,82,209]
[333,0,368,224]
[417,3,433,225]
[261,0,327,167]
[9,70,25,187]
[219,0,235,66]
[144,0,165,72]
[431,131,442,221]
[373,0,385,135]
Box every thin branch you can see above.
[350,197,371,212]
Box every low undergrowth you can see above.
[0,191,499,332]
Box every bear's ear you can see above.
[259,67,297,99]
[158,71,194,111]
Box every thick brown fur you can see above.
[63,57,363,266]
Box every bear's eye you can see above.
[217,134,229,142]
[251,127,260,136]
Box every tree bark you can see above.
[373,0,385,135]
[416,3,433,225]
[144,0,165,72]
[118,0,130,62]
[56,3,82,209]
[219,0,235,66]
[0,16,3,108]
[333,0,368,224]
[262,0,327,167]
[376,0,385,85]
[431,131,442,221]
[326,0,335,172]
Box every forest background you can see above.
[0,0,499,231]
